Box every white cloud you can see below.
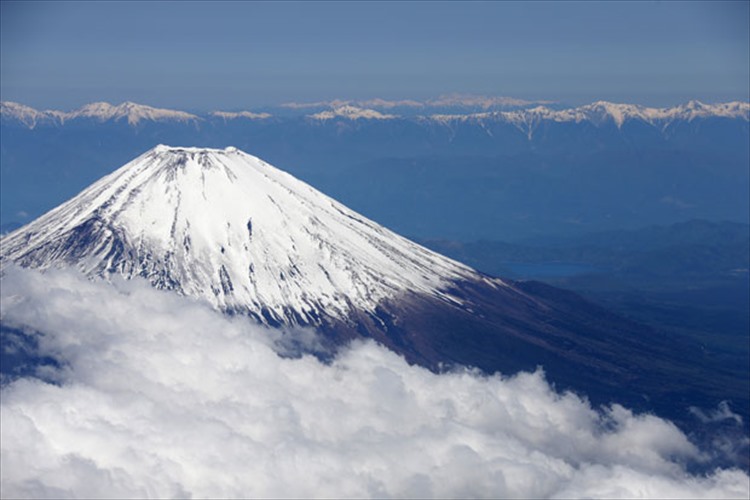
[1,266,748,499]
[691,402,744,425]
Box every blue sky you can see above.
[1,1,748,110]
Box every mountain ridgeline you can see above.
[2,146,746,443]
[2,99,748,240]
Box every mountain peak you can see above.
[210,110,273,120]
[151,144,238,154]
[3,100,747,130]
[68,101,200,125]
[147,145,245,167]
[308,105,398,120]
[427,100,749,131]
[0,101,65,128]
[684,99,707,109]
[1,145,479,324]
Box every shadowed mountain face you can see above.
[0,146,743,444]
[320,277,744,432]
[418,222,750,465]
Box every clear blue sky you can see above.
[1,0,748,110]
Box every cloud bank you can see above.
[1,267,748,499]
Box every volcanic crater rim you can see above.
[153,144,240,154]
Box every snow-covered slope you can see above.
[424,100,749,141]
[210,110,272,120]
[0,146,482,324]
[308,105,397,120]
[0,102,65,128]
[1,101,199,127]
[4,100,747,129]
[66,101,199,125]
[429,100,750,130]
[283,95,550,110]
[3,148,736,427]
[428,94,553,109]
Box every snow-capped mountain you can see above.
[429,100,750,134]
[0,145,737,426]
[3,99,748,242]
[282,95,551,111]
[0,101,66,128]
[308,105,397,121]
[66,101,200,125]
[427,94,554,110]
[210,110,273,120]
[3,99,746,129]
[1,101,200,128]
[0,145,482,324]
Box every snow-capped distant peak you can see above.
[210,110,272,120]
[283,95,553,110]
[577,101,649,127]
[68,101,200,125]
[429,94,554,109]
[309,105,398,120]
[427,100,750,131]
[670,100,749,120]
[0,145,481,325]
[0,101,200,127]
[3,99,747,130]
[0,102,42,126]
[0,101,65,128]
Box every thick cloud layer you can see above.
[1,267,748,499]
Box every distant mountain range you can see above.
[279,95,556,112]
[1,101,201,128]
[2,99,748,241]
[2,99,748,128]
